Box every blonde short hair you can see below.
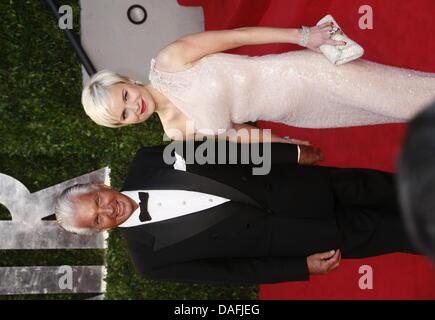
[82,69,133,128]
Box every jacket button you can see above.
[267,209,273,214]
[241,176,248,182]
[245,223,251,229]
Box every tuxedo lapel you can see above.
[123,168,262,208]
[124,201,265,252]
[121,169,264,251]
[140,201,237,251]
[123,168,261,251]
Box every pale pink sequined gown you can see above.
[148,50,435,133]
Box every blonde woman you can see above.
[82,24,435,143]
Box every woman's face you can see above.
[107,82,156,125]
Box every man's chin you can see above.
[116,210,134,226]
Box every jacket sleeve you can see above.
[143,256,309,285]
[128,140,298,170]
[122,141,298,189]
[169,140,299,167]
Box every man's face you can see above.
[73,186,138,231]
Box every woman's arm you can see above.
[224,123,308,145]
[157,27,299,68]
[163,119,305,144]
[222,123,324,165]
[156,24,343,67]
[164,122,323,165]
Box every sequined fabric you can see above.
[148,50,435,133]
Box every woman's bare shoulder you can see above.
[155,43,195,72]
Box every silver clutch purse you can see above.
[316,14,364,65]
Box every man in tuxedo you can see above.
[55,140,419,284]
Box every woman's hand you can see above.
[301,22,346,53]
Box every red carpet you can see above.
[179,0,435,299]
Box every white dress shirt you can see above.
[118,153,229,228]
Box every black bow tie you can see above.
[138,192,151,222]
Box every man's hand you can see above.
[299,145,325,165]
[307,249,341,275]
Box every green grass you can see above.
[0,0,257,299]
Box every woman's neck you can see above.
[145,83,170,115]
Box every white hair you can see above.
[55,183,102,235]
[82,69,135,128]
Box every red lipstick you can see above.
[140,99,147,114]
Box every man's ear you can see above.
[99,227,113,233]
[94,183,111,190]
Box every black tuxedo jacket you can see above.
[119,141,339,285]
